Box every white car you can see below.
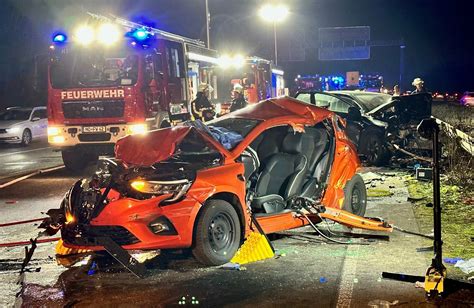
[0,107,48,146]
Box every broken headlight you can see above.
[130,179,192,203]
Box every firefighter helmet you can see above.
[233,84,244,94]
[412,78,424,86]
[198,83,214,93]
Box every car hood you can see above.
[0,120,26,128]
[367,93,432,123]
[115,125,227,167]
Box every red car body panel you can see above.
[62,97,361,251]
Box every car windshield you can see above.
[348,93,393,112]
[207,117,261,150]
[0,109,31,121]
[50,49,139,89]
[165,129,224,167]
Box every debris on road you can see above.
[443,257,464,265]
[220,262,247,271]
[367,299,399,307]
[455,259,474,274]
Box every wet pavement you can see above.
[0,139,62,181]
[1,167,473,307]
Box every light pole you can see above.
[205,0,210,48]
[258,3,289,66]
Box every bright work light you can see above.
[74,25,95,45]
[98,23,121,45]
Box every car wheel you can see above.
[362,133,388,166]
[192,200,241,266]
[20,129,32,146]
[61,149,95,172]
[342,174,367,217]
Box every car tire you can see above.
[192,199,241,266]
[342,174,367,217]
[361,133,388,166]
[20,129,32,146]
[61,149,94,172]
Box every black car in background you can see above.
[294,91,432,165]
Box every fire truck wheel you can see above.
[342,174,367,217]
[20,129,32,146]
[61,149,90,172]
[192,199,241,266]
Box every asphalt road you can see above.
[0,167,472,307]
[0,139,62,181]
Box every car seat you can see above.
[252,132,308,214]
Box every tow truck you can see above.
[47,13,221,170]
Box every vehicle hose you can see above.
[391,225,434,240]
[299,211,369,245]
[0,217,46,228]
[0,237,60,248]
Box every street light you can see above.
[258,3,289,65]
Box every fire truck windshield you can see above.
[50,50,139,89]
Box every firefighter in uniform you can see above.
[191,83,215,121]
[411,78,427,94]
[230,84,248,112]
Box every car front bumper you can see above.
[47,123,147,148]
[0,130,22,143]
[61,194,202,251]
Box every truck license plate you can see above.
[83,126,106,133]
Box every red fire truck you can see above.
[216,56,285,114]
[47,15,220,170]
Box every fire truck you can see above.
[293,73,383,93]
[216,56,285,114]
[47,14,220,170]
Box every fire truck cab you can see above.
[47,15,219,170]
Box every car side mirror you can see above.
[31,117,41,122]
[347,107,361,121]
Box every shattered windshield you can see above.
[50,49,139,88]
[166,129,223,166]
[206,117,261,150]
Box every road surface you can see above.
[0,139,62,181]
[2,167,472,307]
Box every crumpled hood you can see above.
[115,126,193,167]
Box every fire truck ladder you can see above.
[87,12,206,47]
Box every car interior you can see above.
[241,122,335,216]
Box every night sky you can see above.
[0,0,472,106]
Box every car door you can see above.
[37,109,48,137]
[29,109,42,138]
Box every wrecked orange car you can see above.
[48,97,391,266]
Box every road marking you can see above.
[0,147,52,158]
[336,243,360,308]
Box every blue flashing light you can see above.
[52,33,67,43]
[132,28,148,41]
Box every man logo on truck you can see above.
[60,89,125,100]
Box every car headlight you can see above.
[130,179,191,203]
[127,124,147,135]
[6,127,20,134]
